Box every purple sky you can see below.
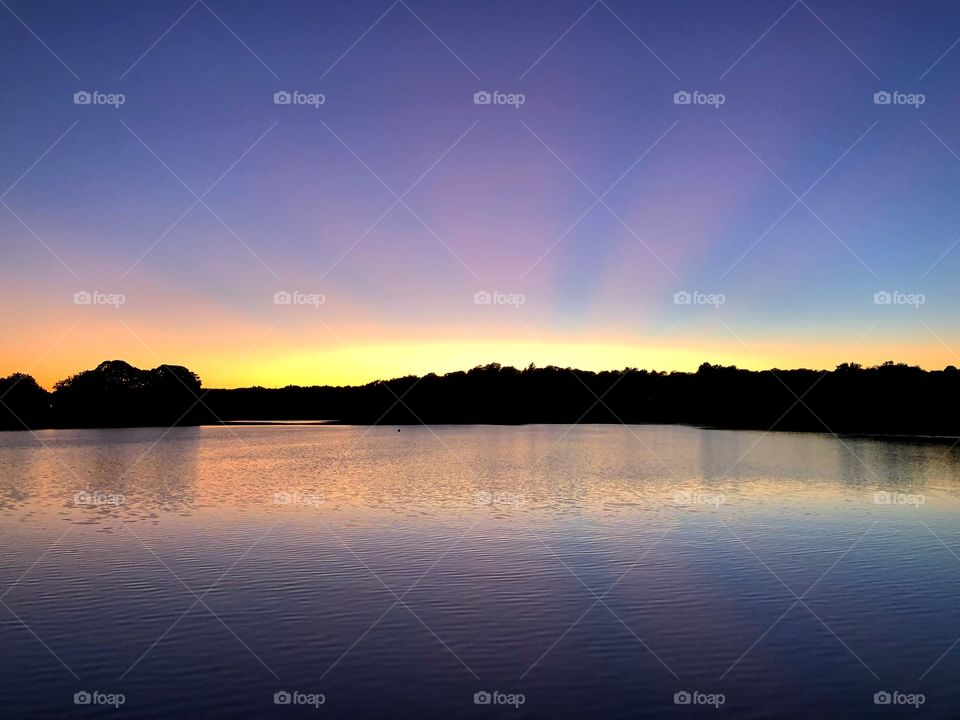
[2,0,960,386]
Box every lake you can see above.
[1,424,959,718]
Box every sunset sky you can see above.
[3,0,960,388]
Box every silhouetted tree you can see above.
[0,373,50,430]
[52,360,211,428]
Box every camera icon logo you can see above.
[874,691,891,705]
[874,491,892,505]
[873,291,892,305]
[274,691,292,705]
[73,291,92,305]
[274,291,292,305]
[274,91,292,105]
[873,91,892,105]
[74,691,92,705]
[73,91,92,105]
[474,691,492,705]
[674,690,692,705]
[673,91,691,105]
[474,91,492,105]
[473,290,492,305]
[673,291,691,305]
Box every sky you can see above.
[3,0,960,388]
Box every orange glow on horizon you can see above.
[5,328,959,390]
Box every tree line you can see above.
[1,359,958,437]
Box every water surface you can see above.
[2,424,959,718]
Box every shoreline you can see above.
[6,420,959,446]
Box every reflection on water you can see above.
[2,425,960,718]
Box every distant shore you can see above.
[8,421,959,449]
[219,421,960,445]
[3,359,959,439]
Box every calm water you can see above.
[2,424,960,718]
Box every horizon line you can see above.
[8,357,957,393]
